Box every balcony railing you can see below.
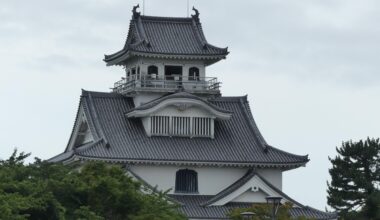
[112,75,220,95]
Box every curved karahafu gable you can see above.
[126,92,232,120]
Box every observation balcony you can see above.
[112,75,220,95]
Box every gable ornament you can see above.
[173,103,192,111]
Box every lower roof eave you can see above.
[73,155,307,168]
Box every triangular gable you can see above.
[66,103,95,151]
[204,170,303,208]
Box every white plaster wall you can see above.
[81,128,93,144]
[141,117,150,135]
[133,93,163,107]
[126,57,211,107]
[256,169,282,190]
[231,190,268,203]
[136,57,207,79]
[154,106,212,118]
[129,165,248,195]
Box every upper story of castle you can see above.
[104,5,229,99]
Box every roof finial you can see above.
[192,6,200,22]
[132,4,140,19]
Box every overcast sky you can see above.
[1,0,379,211]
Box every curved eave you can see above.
[104,49,229,66]
[266,145,310,166]
[69,155,308,169]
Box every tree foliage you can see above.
[229,202,315,220]
[0,149,185,220]
[327,138,380,220]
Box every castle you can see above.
[49,6,336,220]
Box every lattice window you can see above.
[172,117,191,136]
[193,117,212,137]
[150,116,213,138]
[151,116,170,135]
[175,169,198,193]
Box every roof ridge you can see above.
[64,95,84,152]
[191,18,207,48]
[140,15,194,22]
[86,93,110,148]
[74,139,104,154]
[81,90,125,98]
[238,98,268,150]
[212,96,247,101]
[136,17,150,46]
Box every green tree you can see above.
[0,150,185,220]
[228,202,315,220]
[327,138,380,220]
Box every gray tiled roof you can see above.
[51,90,309,168]
[168,195,337,220]
[104,12,228,65]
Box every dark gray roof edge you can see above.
[238,98,267,151]
[266,145,309,163]
[81,89,124,98]
[74,139,104,154]
[47,150,74,163]
[48,139,104,163]
[63,93,84,152]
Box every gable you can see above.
[231,189,268,203]
[127,94,232,138]
[126,95,232,120]
[66,105,94,151]
[206,173,300,207]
